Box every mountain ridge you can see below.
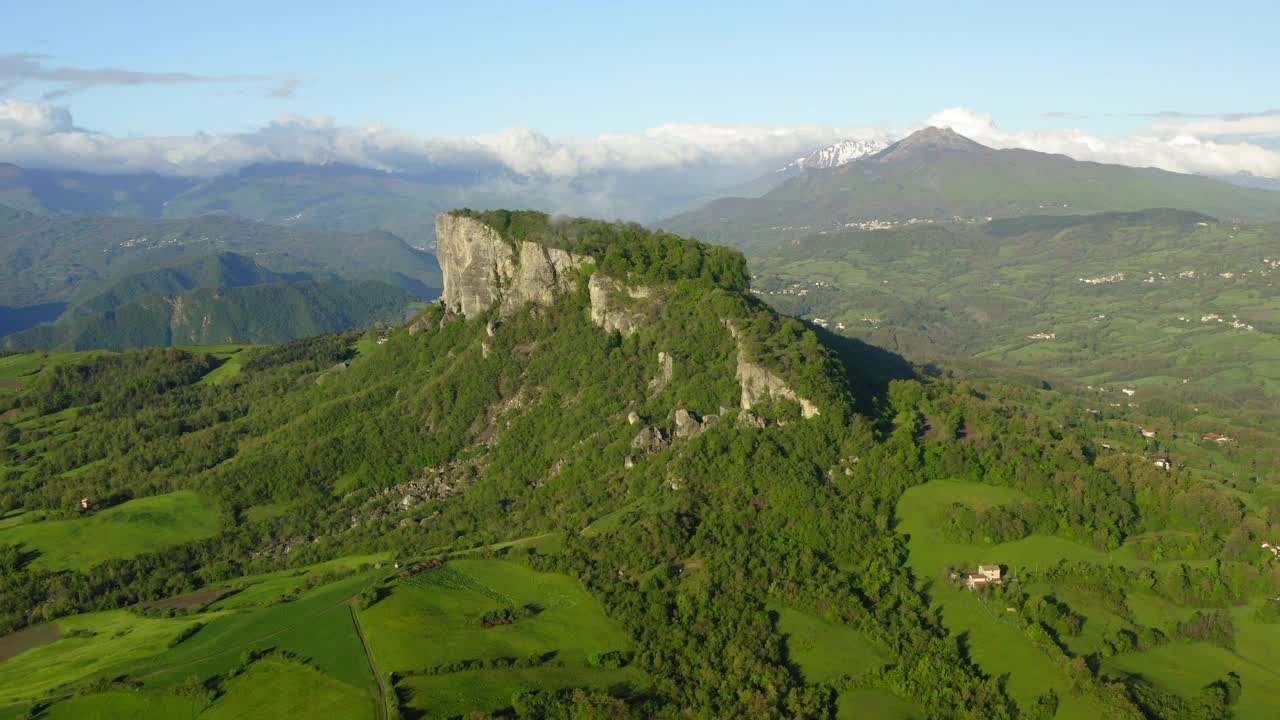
[660,127,1280,253]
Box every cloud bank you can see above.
[2,97,1280,183]
[0,98,884,180]
[922,107,1280,177]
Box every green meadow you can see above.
[360,557,647,717]
[0,552,645,719]
[897,478,1280,718]
[0,491,221,571]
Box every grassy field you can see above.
[0,491,222,571]
[206,553,389,610]
[41,690,205,720]
[117,573,377,690]
[195,346,249,385]
[897,478,1280,718]
[0,610,208,705]
[360,557,645,717]
[200,657,375,720]
[399,665,644,718]
[0,558,385,715]
[771,605,886,684]
[897,481,1133,718]
[836,689,923,720]
[362,559,634,672]
[1104,601,1280,718]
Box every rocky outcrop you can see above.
[436,213,587,318]
[736,353,820,418]
[631,426,670,455]
[589,274,651,336]
[674,409,717,439]
[648,351,673,393]
[724,321,820,419]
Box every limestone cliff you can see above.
[588,274,652,336]
[724,321,820,419]
[436,213,587,318]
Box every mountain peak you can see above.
[870,126,990,163]
[778,138,888,174]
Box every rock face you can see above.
[724,321,819,419]
[648,351,673,393]
[436,213,587,318]
[588,274,651,336]
[736,353,820,418]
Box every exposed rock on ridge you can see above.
[436,213,587,317]
[724,321,820,419]
[588,274,652,336]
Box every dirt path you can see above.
[347,599,388,720]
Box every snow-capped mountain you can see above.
[778,138,888,173]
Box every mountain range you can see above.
[0,207,441,347]
[662,127,1280,253]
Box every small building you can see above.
[1262,542,1279,559]
[963,564,1003,590]
[1152,454,1172,470]
[79,497,92,511]
[1201,432,1232,443]
[1140,428,1157,438]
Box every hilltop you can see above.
[661,127,1280,254]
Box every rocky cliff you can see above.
[436,213,587,318]
[588,274,652,337]
[436,210,819,420]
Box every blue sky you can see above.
[6,0,1278,138]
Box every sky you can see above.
[2,0,1279,178]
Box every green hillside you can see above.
[0,210,440,310]
[64,252,299,317]
[662,127,1280,254]
[3,280,411,351]
[0,211,1274,719]
[0,164,198,218]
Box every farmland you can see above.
[897,478,1280,718]
[0,551,647,719]
[360,557,647,717]
[0,491,221,571]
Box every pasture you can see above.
[360,557,646,717]
[0,491,221,571]
[200,657,375,720]
[897,478,1280,718]
[771,605,886,684]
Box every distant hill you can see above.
[751,208,1280,418]
[2,279,411,351]
[0,209,441,309]
[63,251,303,319]
[661,127,1280,254]
[0,162,199,217]
[1219,171,1280,192]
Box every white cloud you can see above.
[919,107,1280,177]
[0,99,881,181]
[0,98,72,134]
[3,99,1280,185]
